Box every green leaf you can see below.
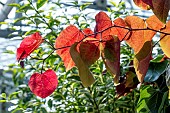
[8,3,21,8]
[36,0,48,9]
[24,30,39,36]
[48,99,53,109]
[0,100,6,103]
[137,85,168,113]
[144,60,168,82]
[0,93,6,99]
[16,4,33,12]
[0,22,8,24]
[151,54,164,62]
[14,17,27,23]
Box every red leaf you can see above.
[28,69,58,98]
[82,28,94,36]
[94,11,113,40]
[112,18,129,41]
[55,25,84,71]
[80,41,100,66]
[142,0,153,8]
[151,0,170,23]
[133,0,151,10]
[17,32,43,61]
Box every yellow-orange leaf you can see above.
[145,15,164,41]
[160,20,170,58]
[134,41,152,82]
[70,42,95,87]
[152,0,170,23]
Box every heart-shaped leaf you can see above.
[17,32,43,61]
[28,69,58,98]
[55,25,84,71]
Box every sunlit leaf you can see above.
[134,41,152,83]
[137,85,168,113]
[55,25,84,71]
[17,32,43,61]
[146,15,164,41]
[160,20,170,58]
[37,0,48,9]
[133,0,151,10]
[125,16,146,53]
[28,69,58,98]
[94,11,113,40]
[112,18,129,41]
[70,42,95,87]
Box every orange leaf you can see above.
[55,25,84,71]
[133,0,151,10]
[80,41,100,66]
[152,0,170,23]
[145,15,164,41]
[70,42,95,87]
[94,11,113,40]
[112,18,129,41]
[17,32,43,61]
[102,35,120,84]
[160,20,170,58]
[125,16,146,53]
[28,69,58,98]
[134,41,152,82]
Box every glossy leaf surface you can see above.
[55,25,84,71]
[70,42,95,87]
[17,32,43,61]
[137,85,168,113]
[144,60,168,82]
[28,69,58,98]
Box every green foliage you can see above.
[0,0,170,113]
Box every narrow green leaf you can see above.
[36,0,48,9]
[8,3,21,8]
